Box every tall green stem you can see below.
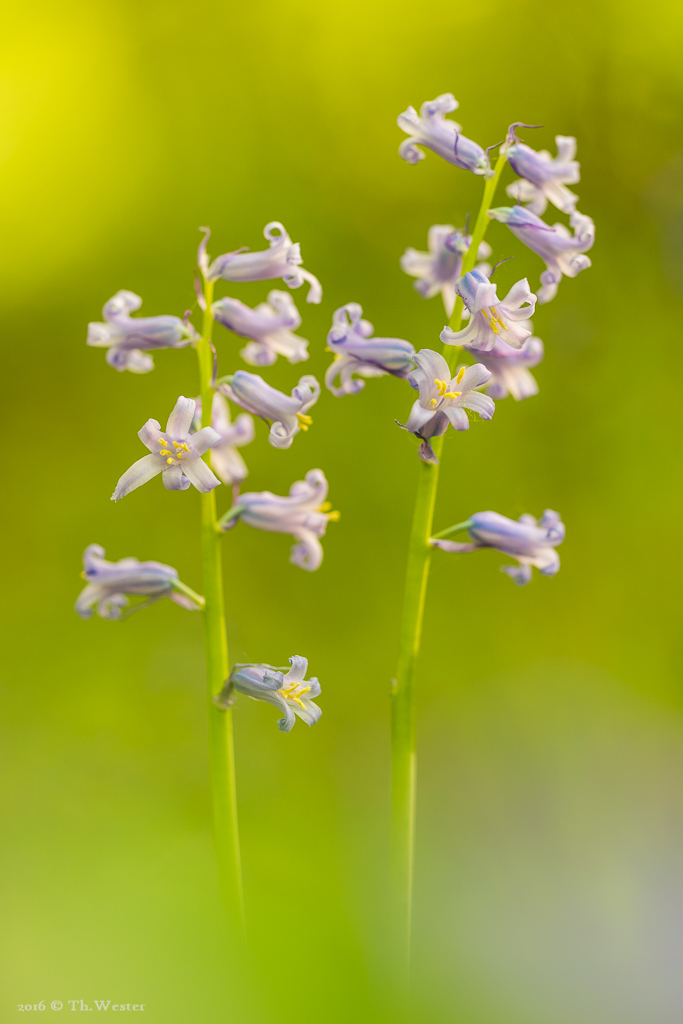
[390,150,507,970]
[197,279,245,936]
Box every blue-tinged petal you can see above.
[163,465,191,490]
[182,457,221,493]
[112,454,163,502]
[166,396,196,438]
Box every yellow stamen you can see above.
[317,501,332,512]
[434,378,449,395]
[181,443,190,451]
[443,391,462,399]
[279,682,312,710]
[456,366,466,384]
[297,413,313,431]
[172,441,182,447]
[327,510,341,522]
[430,397,438,408]
[166,457,176,465]
[159,438,168,446]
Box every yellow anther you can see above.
[317,501,332,512]
[456,366,466,384]
[430,397,438,408]
[166,457,176,465]
[182,443,190,451]
[172,440,183,447]
[279,682,312,710]
[159,438,168,446]
[443,391,462,399]
[327,510,341,522]
[297,413,313,431]
[434,378,449,395]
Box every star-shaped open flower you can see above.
[213,655,322,733]
[430,509,565,585]
[440,269,537,351]
[75,544,203,620]
[324,303,416,396]
[212,290,309,366]
[198,223,322,303]
[87,290,197,373]
[191,394,254,487]
[112,396,221,501]
[397,93,490,175]
[215,371,319,449]
[506,135,580,216]
[488,205,594,304]
[400,225,492,317]
[217,468,338,571]
[398,349,494,461]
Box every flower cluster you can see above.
[213,655,322,732]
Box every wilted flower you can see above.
[87,290,196,373]
[325,303,416,397]
[112,396,221,501]
[198,223,322,303]
[488,205,594,303]
[506,136,579,216]
[400,225,492,317]
[75,543,202,620]
[213,655,322,733]
[397,93,490,176]
[398,349,494,462]
[216,371,319,450]
[473,332,544,401]
[212,290,309,366]
[218,468,337,571]
[430,509,565,585]
[440,270,537,351]
[191,394,254,486]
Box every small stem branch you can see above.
[431,519,473,541]
[171,578,205,609]
[197,278,245,938]
[391,149,507,972]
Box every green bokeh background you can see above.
[2,1,683,1020]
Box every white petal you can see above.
[166,396,196,438]
[112,454,164,501]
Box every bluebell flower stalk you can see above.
[213,656,322,732]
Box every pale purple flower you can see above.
[75,543,202,620]
[506,136,579,216]
[87,290,196,373]
[112,396,221,501]
[440,270,537,351]
[198,223,322,303]
[430,509,564,585]
[325,303,416,397]
[400,225,492,317]
[219,469,337,571]
[487,205,594,303]
[191,394,254,486]
[215,371,320,450]
[212,290,309,367]
[398,349,494,462]
[397,94,490,176]
[472,331,544,401]
[213,655,321,732]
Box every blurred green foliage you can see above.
[2,0,683,1020]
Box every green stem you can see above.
[391,149,508,971]
[197,278,245,937]
[431,519,473,541]
[171,578,206,609]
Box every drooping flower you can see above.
[487,205,594,303]
[440,269,537,351]
[506,136,580,216]
[398,349,494,462]
[324,303,416,397]
[430,509,565,586]
[191,394,254,486]
[212,290,309,366]
[400,225,492,317]
[215,371,320,449]
[397,93,490,176]
[112,396,221,501]
[218,469,337,571]
[213,655,322,733]
[87,291,197,373]
[472,332,544,401]
[198,223,322,303]
[75,544,202,620]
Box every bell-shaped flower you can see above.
[213,656,322,733]
[473,331,544,401]
[198,223,322,303]
[398,349,494,461]
[488,205,594,304]
[397,93,490,176]
[75,543,203,620]
[218,469,337,571]
[87,290,197,373]
[506,136,579,216]
[325,303,416,397]
[216,371,319,450]
[191,394,254,487]
[400,225,492,317]
[212,290,309,367]
[430,509,564,586]
[440,270,537,351]
[112,396,221,501]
